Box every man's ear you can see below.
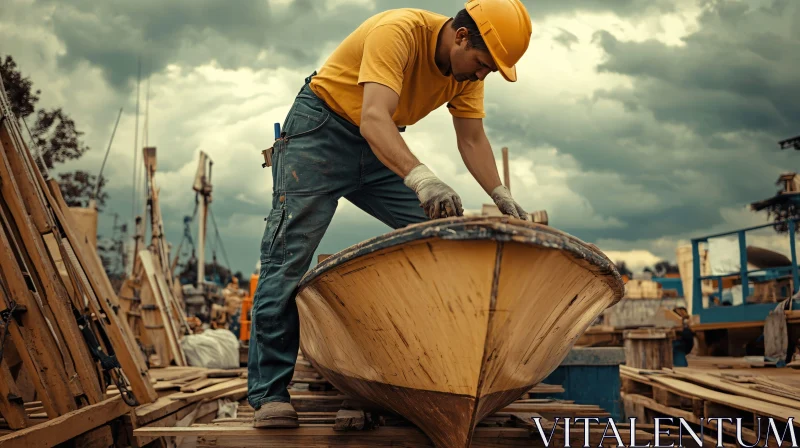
[455,27,469,47]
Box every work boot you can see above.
[253,401,299,428]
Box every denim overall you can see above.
[247,72,429,409]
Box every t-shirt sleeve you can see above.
[447,81,486,119]
[358,24,414,97]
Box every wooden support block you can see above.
[333,409,365,431]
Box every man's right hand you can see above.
[404,164,464,219]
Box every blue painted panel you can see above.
[542,347,625,421]
[652,277,683,296]
[696,299,800,324]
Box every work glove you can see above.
[491,185,529,220]
[404,164,464,219]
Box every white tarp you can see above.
[181,328,240,369]
[707,237,742,275]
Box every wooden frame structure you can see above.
[118,147,190,368]
[0,74,157,439]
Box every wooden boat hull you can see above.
[296,217,624,448]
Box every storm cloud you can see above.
[2,0,797,277]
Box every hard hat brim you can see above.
[481,31,518,82]
[496,61,517,82]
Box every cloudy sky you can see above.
[2,0,798,278]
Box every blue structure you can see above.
[652,277,683,297]
[542,347,625,421]
[691,217,800,324]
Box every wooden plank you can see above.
[649,375,800,426]
[139,251,186,366]
[622,392,699,423]
[333,409,365,430]
[0,396,130,448]
[142,147,191,336]
[167,378,248,402]
[135,400,219,447]
[0,356,29,429]
[134,396,190,426]
[0,111,48,233]
[0,127,100,405]
[0,212,75,417]
[51,181,146,372]
[138,261,175,367]
[180,377,229,393]
[671,369,800,411]
[44,181,158,405]
[528,383,564,394]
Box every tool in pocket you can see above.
[262,123,283,168]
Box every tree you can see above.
[0,55,106,208]
[653,260,679,277]
[750,174,800,234]
[0,56,38,119]
[57,170,109,210]
[615,260,633,278]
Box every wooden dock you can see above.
[130,362,723,448]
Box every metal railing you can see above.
[690,217,799,321]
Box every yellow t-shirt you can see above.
[309,8,485,127]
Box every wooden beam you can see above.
[502,146,510,192]
[0,396,130,448]
[140,251,185,366]
[0,117,49,233]
[0,356,28,429]
[45,180,158,404]
[0,210,75,417]
[0,124,100,405]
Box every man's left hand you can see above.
[491,185,528,220]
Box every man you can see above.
[248,0,533,427]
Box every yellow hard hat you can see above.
[464,0,532,82]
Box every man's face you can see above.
[450,29,497,82]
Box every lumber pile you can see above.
[0,74,157,446]
[621,364,800,446]
[120,366,247,447]
[686,355,782,369]
[624,279,663,299]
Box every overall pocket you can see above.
[260,208,286,265]
[282,99,330,141]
